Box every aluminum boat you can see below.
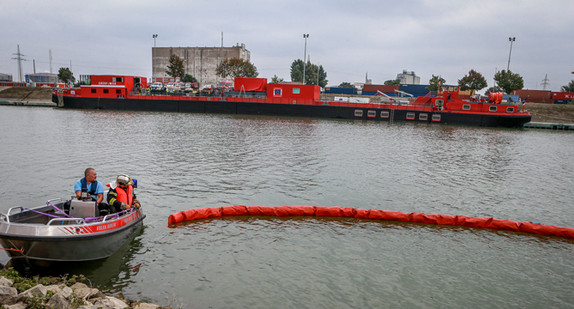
[0,199,145,262]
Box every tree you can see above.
[216,58,258,79]
[166,55,185,79]
[271,75,284,84]
[427,75,446,91]
[561,80,574,92]
[58,67,75,84]
[458,69,487,91]
[384,79,401,85]
[494,70,524,94]
[339,82,354,88]
[181,74,197,83]
[290,59,304,83]
[290,59,328,87]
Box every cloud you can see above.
[1,0,572,90]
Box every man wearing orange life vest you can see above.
[107,174,141,213]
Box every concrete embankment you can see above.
[0,87,56,107]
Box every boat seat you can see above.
[69,200,98,218]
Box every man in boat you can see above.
[74,168,104,205]
[107,174,141,213]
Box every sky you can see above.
[1,0,573,92]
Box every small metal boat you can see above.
[0,199,145,262]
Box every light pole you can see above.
[152,34,158,82]
[507,37,515,72]
[302,34,309,84]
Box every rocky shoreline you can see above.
[0,267,169,309]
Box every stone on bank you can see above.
[0,275,163,309]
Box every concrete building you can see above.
[152,44,250,86]
[0,73,12,82]
[26,73,59,84]
[396,70,420,85]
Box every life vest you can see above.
[116,185,134,206]
[80,177,98,200]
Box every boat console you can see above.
[69,200,98,218]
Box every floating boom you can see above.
[168,206,574,240]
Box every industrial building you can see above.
[26,73,59,84]
[152,44,250,87]
[0,73,12,82]
[396,70,420,84]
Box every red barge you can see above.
[52,75,531,127]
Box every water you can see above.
[0,105,573,308]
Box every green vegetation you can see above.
[57,67,75,84]
[384,79,401,86]
[0,267,89,293]
[290,59,328,87]
[165,55,185,79]
[427,75,446,91]
[0,267,92,308]
[494,70,524,94]
[561,80,574,92]
[338,82,354,88]
[458,69,488,91]
[181,74,197,83]
[271,75,284,83]
[216,58,258,79]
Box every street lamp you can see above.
[507,37,515,72]
[152,34,158,82]
[302,34,309,84]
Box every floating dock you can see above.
[0,100,56,107]
[524,122,574,130]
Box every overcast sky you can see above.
[1,0,573,91]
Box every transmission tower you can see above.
[541,74,550,90]
[11,45,26,82]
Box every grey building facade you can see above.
[396,70,421,85]
[152,44,250,86]
[0,73,12,82]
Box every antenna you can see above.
[541,74,550,90]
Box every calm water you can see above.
[0,105,573,308]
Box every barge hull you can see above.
[57,96,532,128]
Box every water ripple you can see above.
[2,107,574,308]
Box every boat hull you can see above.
[54,95,532,128]
[0,208,145,262]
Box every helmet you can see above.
[117,174,130,186]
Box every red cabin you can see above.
[78,75,148,98]
[234,77,321,102]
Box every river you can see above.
[0,105,573,308]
